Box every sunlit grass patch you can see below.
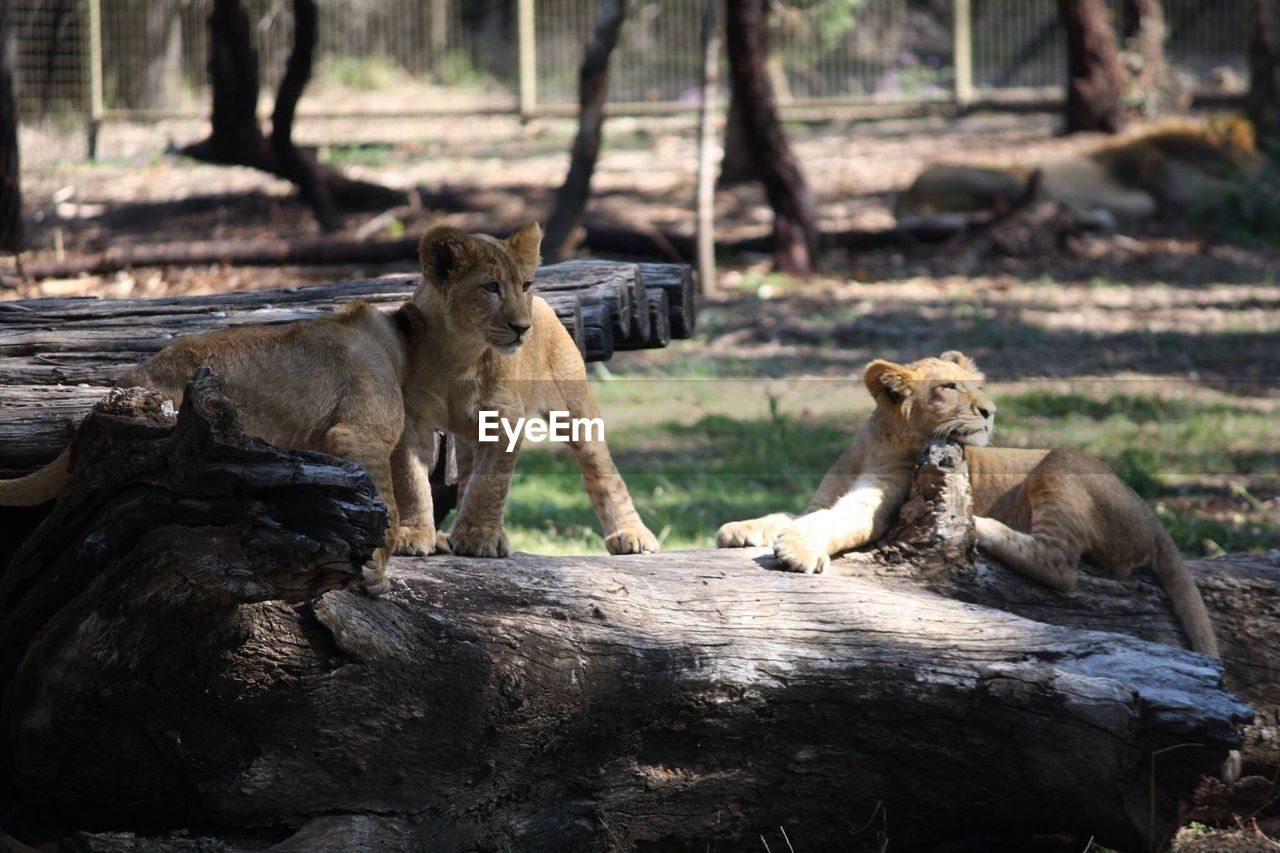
[486,380,1278,558]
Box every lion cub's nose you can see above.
[975,403,994,419]
[509,321,531,338]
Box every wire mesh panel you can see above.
[7,0,1254,129]
[12,0,89,119]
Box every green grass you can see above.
[467,382,1278,558]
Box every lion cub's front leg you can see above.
[716,513,795,548]
[447,434,518,558]
[390,432,450,557]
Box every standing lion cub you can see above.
[0,222,659,594]
[717,352,1218,656]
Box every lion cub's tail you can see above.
[0,448,72,507]
[1150,531,1220,657]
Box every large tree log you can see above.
[0,260,695,389]
[0,403,1256,851]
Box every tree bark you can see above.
[1059,0,1127,133]
[1249,1,1280,150]
[0,421,1254,852]
[542,0,631,263]
[0,1,23,254]
[723,0,819,274]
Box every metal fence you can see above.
[11,0,1251,130]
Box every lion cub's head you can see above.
[863,351,996,446]
[416,222,543,355]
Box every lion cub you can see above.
[400,223,659,563]
[0,223,658,595]
[717,352,1218,656]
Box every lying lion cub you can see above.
[0,222,658,594]
[716,351,1218,657]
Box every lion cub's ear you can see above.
[939,350,981,375]
[419,225,480,287]
[864,359,916,411]
[507,221,543,278]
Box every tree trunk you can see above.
[1249,0,1280,150]
[269,0,339,231]
[1122,0,1166,84]
[1059,0,1127,133]
[542,0,630,262]
[0,1,23,254]
[181,0,405,228]
[695,0,720,296]
[0,418,1255,852]
[723,0,819,274]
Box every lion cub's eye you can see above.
[522,280,533,293]
[938,382,958,391]
[482,281,501,295]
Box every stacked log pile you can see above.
[0,260,696,482]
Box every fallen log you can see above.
[0,394,1254,852]
[616,288,671,351]
[638,262,696,338]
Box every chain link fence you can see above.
[11,0,1250,129]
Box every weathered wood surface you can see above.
[0,260,695,386]
[0,401,1256,852]
[616,288,671,352]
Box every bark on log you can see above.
[0,260,694,390]
[0,422,1257,852]
[615,288,671,352]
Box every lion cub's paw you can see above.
[448,524,511,558]
[394,524,450,556]
[773,529,831,574]
[606,524,660,555]
[363,551,391,597]
[716,519,770,548]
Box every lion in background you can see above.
[895,116,1262,226]
[716,351,1219,657]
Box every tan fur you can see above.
[716,351,1219,657]
[0,296,415,593]
[0,222,658,594]
[896,117,1261,223]
[401,223,658,562]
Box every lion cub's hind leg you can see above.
[390,433,450,557]
[716,512,796,548]
[324,424,400,596]
[973,516,1082,592]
